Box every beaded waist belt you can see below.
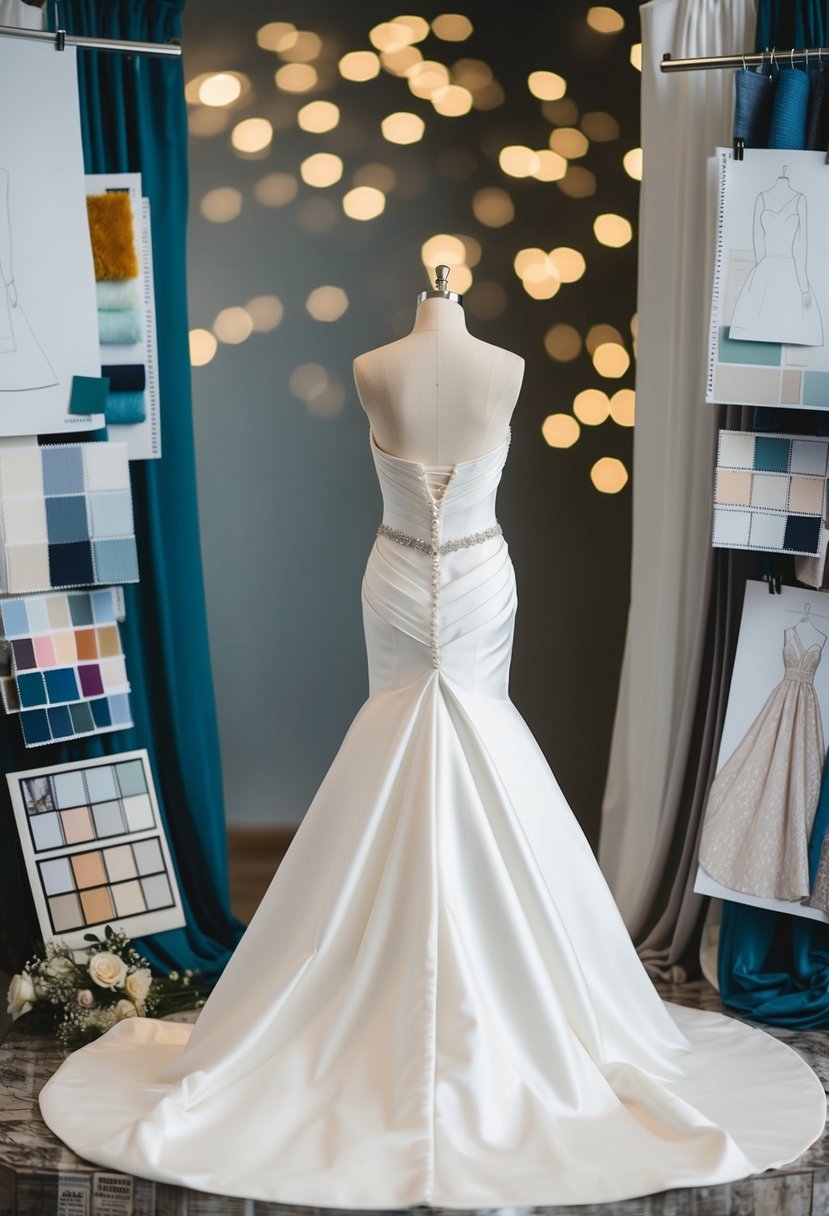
[377,522,502,555]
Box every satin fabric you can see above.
[39,436,826,1207]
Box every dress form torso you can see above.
[352,296,524,474]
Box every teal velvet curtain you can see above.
[717,0,829,1029]
[0,0,243,979]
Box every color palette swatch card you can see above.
[713,430,828,556]
[7,750,185,948]
[87,174,161,461]
[0,588,132,746]
[0,440,139,593]
[707,148,829,410]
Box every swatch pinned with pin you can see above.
[713,430,829,556]
[0,441,139,593]
[7,750,185,948]
[0,589,132,746]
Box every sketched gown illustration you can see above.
[699,620,825,900]
[729,166,824,347]
[0,169,58,391]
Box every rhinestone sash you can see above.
[376,523,503,556]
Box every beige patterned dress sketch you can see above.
[699,624,824,900]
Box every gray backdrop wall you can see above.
[183,1,641,843]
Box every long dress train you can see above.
[38,431,826,1208]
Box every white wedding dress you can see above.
[39,426,826,1208]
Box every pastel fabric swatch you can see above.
[712,430,828,556]
[7,751,185,948]
[0,442,139,593]
[98,309,142,345]
[0,589,132,747]
[96,279,141,311]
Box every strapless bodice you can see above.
[369,429,509,545]
[760,192,800,258]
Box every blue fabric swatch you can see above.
[105,391,146,425]
[20,708,50,745]
[754,436,789,471]
[93,537,139,583]
[734,68,775,148]
[46,496,89,544]
[17,672,46,708]
[0,599,29,637]
[98,309,143,345]
[768,69,810,150]
[42,446,84,496]
[44,667,80,704]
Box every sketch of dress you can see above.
[729,170,824,347]
[0,168,58,391]
[698,623,825,900]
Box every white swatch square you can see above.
[713,509,751,546]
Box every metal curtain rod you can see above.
[0,22,181,56]
[662,47,828,72]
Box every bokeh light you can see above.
[306,286,350,322]
[290,363,327,399]
[557,167,597,197]
[594,213,633,247]
[189,328,217,367]
[586,323,623,353]
[587,6,625,33]
[394,14,430,42]
[381,111,426,143]
[533,150,568,181]
[245,295,284,332]
[542,414,581,448]
[300,152,344,187]
[472,187,514,227]
[198,73,242,107]
[256,22,295,51]
[630,43,643,70]
[353,163,397,191]
[275,63,318,92]
[593,342,631,377]
[339,50,381,81]
[342,186,386,220]
[188,108,230,138]
[200,187,242,222]
[549,127,589,159]
[623,147,643,179]
[466,280,507,319]
[528,70,566,100]
[297,100,340,133]
[254,173,299,207]
[573,389,610,425]
[422,233,466,269]
[213,306,254,345]
[231,118,273,155]
[408,61,450,99]
[370,21,415,52]
[381,46,423,75]
[276,30,322,62]
[580,111,620,140]
[609,388,635,426]
[591,457,629,493]
[544,324,582,361]
[499,145,540,177]
[549,247,586,282]
[432,85,474,116]
[432,13,473,40]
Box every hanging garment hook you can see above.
[791,46,796,69]
[742,51,747,71]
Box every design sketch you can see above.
[729,166,824,346]
[0,169,58,392]
[698,618,825,901]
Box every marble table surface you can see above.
[0,979,827,1216]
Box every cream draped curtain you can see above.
[600,0,757,955]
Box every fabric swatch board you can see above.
[0,588,132,746]
[0,441,139,593]
[85,174,160,460]
[712,429,828,556]
[6,750,185,947]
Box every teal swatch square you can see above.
[719,327,782,367]
[754,436,789,472]
[69,375,110,416]
[803,372,829,408]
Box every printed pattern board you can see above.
[0,441,138,593]
[7,750,185,948]
[713,430,828,556]
[707,148,829,410]
[0,588,131,746]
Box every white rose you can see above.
[76,988,96,1008]
[115,999,138,1020]
[46,955,75,980]
[88,951,128,990]
[7,973,36,1021]
[124,968,151,1006]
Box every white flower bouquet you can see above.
[7,925,206,1049]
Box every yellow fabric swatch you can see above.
[86,193,138,281]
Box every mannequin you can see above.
[353,265,524,472]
